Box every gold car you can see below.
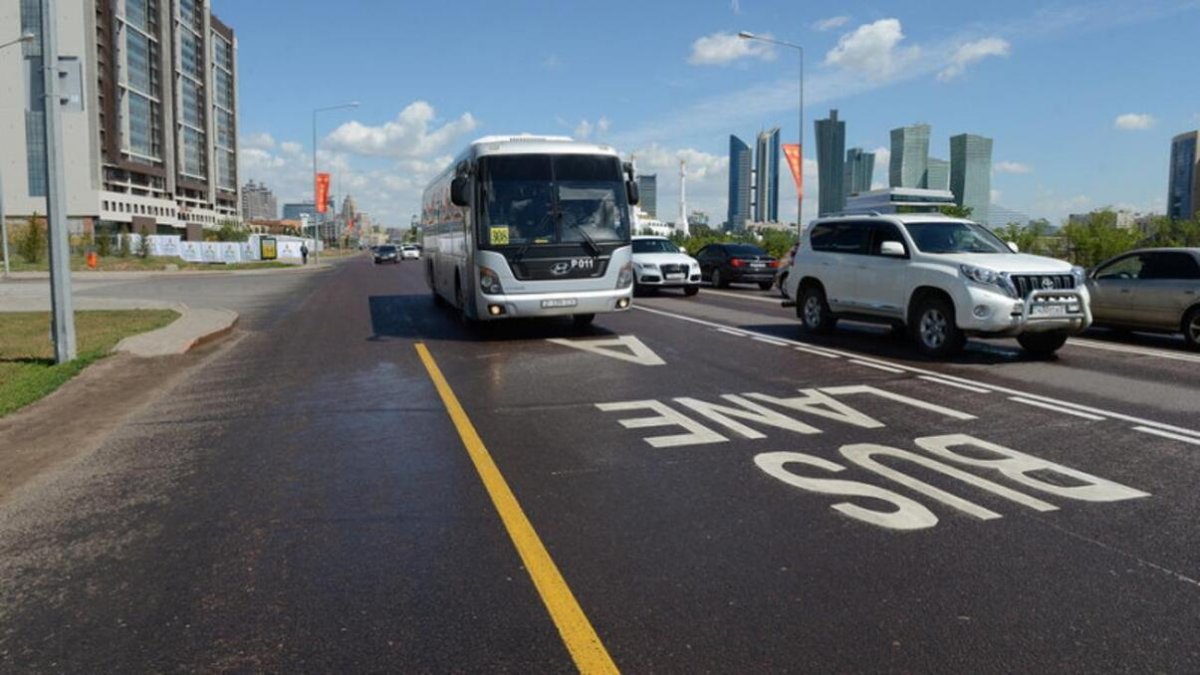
[1086,247,1200,349]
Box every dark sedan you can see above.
[695,243,780,290]
[373,245,400,264]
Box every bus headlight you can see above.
[479,266,504,295]
[616,262,633,289]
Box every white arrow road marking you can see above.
[546,335,667,366]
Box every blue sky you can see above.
[219,0,1200,228]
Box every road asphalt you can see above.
[1,256,1197,672]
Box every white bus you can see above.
[421,135,638,326]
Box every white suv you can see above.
[783,214,1091,357]
[631,236,702,296]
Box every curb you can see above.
[113,303,240,357]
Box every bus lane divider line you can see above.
[1008,397,1106,421]
[631,304,1200,443]
[1132,426,1200,446]
[849,359,906,374]
[917,376,993,394]
[415,343,619,674]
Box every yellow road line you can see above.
[415,343,619,674]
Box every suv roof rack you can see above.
[823,210,883,217]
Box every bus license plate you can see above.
[542,298,578,308]
[1031,304,1067,317]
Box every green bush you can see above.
[17,214,47,263]
[117,227,131,258]
[95,230,113,257]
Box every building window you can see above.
[128,92,155,157]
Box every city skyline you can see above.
[754,128,781,223]
[815,110,846,216]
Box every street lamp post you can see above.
[0,32,35,279]
[312,101,359,265]
[738,31,803,232]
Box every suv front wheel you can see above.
[799,286,837,335]
[910,295,965,357]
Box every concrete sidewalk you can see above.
[0,261,336,282]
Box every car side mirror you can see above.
[880,240,906,257]
[450,176,469,207]
[1007,241,1019,253]
[626,180,639,206]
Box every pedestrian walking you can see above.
[300,243,309,265]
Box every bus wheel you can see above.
[455,278,475,327]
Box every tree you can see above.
[938,204,974,218]
[211,219,250,242]
[17,213,46,263]
[1060,209,1142,268]
[1146,215,1200,247]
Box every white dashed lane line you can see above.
[632,303,1200,443]
[1008,397,1107,421]
[849,359,907,374]
[917,376,993,394]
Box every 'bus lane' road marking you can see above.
[546,334,666,366]
[632,304,1200,444]
[415,343,618,674]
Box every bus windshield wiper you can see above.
[567,221,601,257]
[512,206,562,263]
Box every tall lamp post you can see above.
[312,101,358,264]
[737,31,803,231]
[0,31,36,279]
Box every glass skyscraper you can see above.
[843,148,875,201]
[754,128,780,222]
[890,124,930,189]
[636,174,658,218]
[815,110,846,216]
[727,135,752,230]
[926,158,950,191]
[1168,131,1200,220]
[950,134,993,221]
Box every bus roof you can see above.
[467,134,620,158]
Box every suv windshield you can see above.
[632,239,680,254]
[903,220,1010,254]
[479,154,631,248]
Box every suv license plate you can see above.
[541,298,578,308]
[1031,304,1067,317]
[666,273,685,280]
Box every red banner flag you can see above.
[782,144,803,199]
[315,173,331,213]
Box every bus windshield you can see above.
[478,154,631,248]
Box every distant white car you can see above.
[400,244,421,260]
[631,236,701,296]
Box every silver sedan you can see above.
[1086,247,1200,349]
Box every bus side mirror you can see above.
[450,177,469,207]
[626,180,639,206]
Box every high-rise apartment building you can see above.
[950,133,993,221]
[241,180,277,221]
[814,111,846,216]
[1168,131,1200,220]
[843,147,875,200]
[889,124,930,189]
[754,128,780,222]
[727,135,752,230]
[636,174,658,218]
[0,0,239,239]
[926,158,950,191]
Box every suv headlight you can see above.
[1071,265,1086,286]
[960,264,1017,297]
[616,262,633,288]
[479,266,504,295]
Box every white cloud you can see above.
[240,132,276,150]
[994,161,1032,174]
[870,146,891,187]
[688,31,776,66]
[324,101,479,158]
[730,0,740,13]
[813,16,850,32]
[1114,113,1155,130]
[823,19,920,82]
[574,116,610,140]
[937,37,1011,81]
[630,144,727,223]
[280,141,304,156]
